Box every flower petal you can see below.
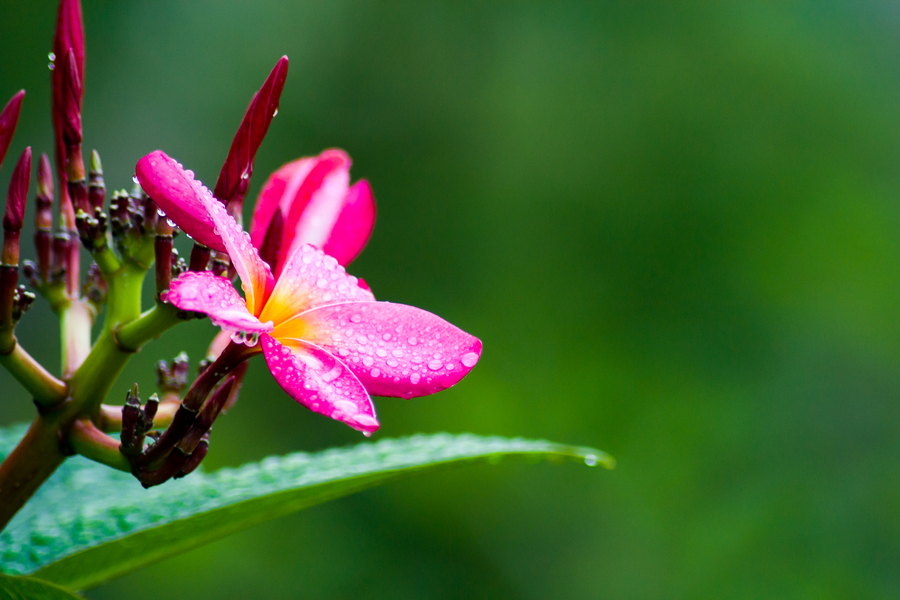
[320,179,376,267]
[261,334,379,433]
[281,150,351,267]
[164,271,273,337]
[135,150,225,252]
[298,301,482,399]
[260,243,375,333]
[196,170,275,315]
[249,157,315,251]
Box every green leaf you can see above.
[0,573,84,599]
[0,423,611,592]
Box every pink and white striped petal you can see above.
[164,271,273,337]
[261,334,379,433]
[135,151,225,253]
[249,157,315,251]
[260,243,375,334]
[320,179,376,268]
[298,301,482,399]
[281,151,351,268]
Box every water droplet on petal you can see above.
[461,352,479,368]
[427,360,443,371]
[584,455,599,467]
[410,373,421,384]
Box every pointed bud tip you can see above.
[90,149,102,174]
[37,153,54,201]
[4,147,32,232]
[0,91,26,170]
[60,49,83,147]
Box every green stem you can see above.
[0,342,68,406]
[104,263,146,332]
[115,302,181,351]
[92,245,121,276]
[68,419,130,472]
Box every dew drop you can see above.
[584,455,599,467]
[410,373,421,384]
[350,314,362,323]
[427,360,443,371]
[461,352,479,368]
[48,52,56,61]
[370,368,381,378]
[408,337,418,346]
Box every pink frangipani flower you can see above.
[136,150,481,434]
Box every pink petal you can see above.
[137,150,275,315]
[261,334,379,433]
[249,157,315,250]
[135,151,225,252]
[281,151,351,269]
[320,179,376,267]
[164,271,273,337]
[298,301,482,399]
[194,168,275,316]
[260,243,375,332]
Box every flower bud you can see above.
[3,147,31,266]
[0,90,24,172]
[213,56,288,210]
[88,150,105,213]
[61,50,83,152]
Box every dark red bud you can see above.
[4,147,31,234]
[51,0,85,234]
[213,56,288,205]
[61,49,83,149]
[37,152,54,204]
[0,91,25,172]
[3,147,30,266]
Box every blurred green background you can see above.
[3,1,900,598]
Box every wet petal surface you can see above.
[298,301,482,399]
[261,243,375,331]
[261,334,379,433]
[164,271,273,337]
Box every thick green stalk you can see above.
[115,302,181,350]
[0,343,67,406]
